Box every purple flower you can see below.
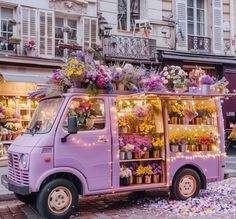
[200,75,214,85]
[152,163,162,175]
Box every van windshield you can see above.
[26,97,64,134]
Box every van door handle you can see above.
[97,136,108,143]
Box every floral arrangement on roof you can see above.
[24,40,36,50]
[159,66,188,90]
[189,66,205,86]
[211,77,229,94]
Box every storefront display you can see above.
[0,81,38,160]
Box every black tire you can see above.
[36,178,78,219]
[15,193,36,204]
[171,168,201,200]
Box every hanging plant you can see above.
[62,26,72,33]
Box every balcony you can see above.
[188,36,211,53]
[103,35,156,62]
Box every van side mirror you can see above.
[61,116,78,143]
[68,116,78,134]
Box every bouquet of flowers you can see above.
[159,66,187,90]
[189,66,205,86]
[142,76,167,92]
[134,105,149,118]
[144,165,153,176]
[152,136,164,150]
[24,40,36,50]
[120,166,132,178]
[200,75,214,85]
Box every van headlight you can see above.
[19,154,29,170]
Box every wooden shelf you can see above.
[0,141,13,144]
[120,158,163,163]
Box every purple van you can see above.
[1,92,225,218]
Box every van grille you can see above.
[8,152,29,186]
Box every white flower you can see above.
[163,71,168,76]
[167,75,171,79]
[163,79,168,84]
[163,67,168,71]
[161,77,165,81]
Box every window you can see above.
[187,0,205,36]
[64,98,105,131]
[55,16,78,57]
[118,0,140,31]
[0,7,14,51]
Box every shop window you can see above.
[187,0,205,36]
[0,7,14,51]
[118,0,140,31]
[55,16,78,57]
[64,98,105,131]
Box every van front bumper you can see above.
[1,175,30,195]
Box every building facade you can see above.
[99,0,236,130]
[0,0,98,162]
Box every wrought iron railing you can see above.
[103,35,156,61]
[188,35,211,53]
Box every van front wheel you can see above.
[36,179,78,219]
[171,168,201,200]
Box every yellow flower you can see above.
[144,166,153,175]
[71,58,79,65]
[136,165,145,176]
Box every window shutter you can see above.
[83,18,97,48]
[21,7,37,52]
[213,0,223,54]
[39,10,54,57]
[176,0,187,51]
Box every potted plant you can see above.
[136,165,145,184]
[9,36,21,45]
[123,144,134,160]
[24,39,36,56]
[169,103,182,124]
[152,163,162,183]
[176,137,188,152]
[199,136,210,151]
[133,146,142,159]
[119,148,126,160]
[152,137,163,158]
[144,165,153,184]
[120,166,132,186]
[169,137,179,152]
[140,22,152,38]
[118,118,130,134]
[200,75,214,94]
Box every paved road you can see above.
[1,177,236,219]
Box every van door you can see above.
[54,96,112,191]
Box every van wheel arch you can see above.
[40,172,83,195]
[172,165,206,190]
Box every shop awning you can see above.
[158,50,236,65]
[0,66,53,83]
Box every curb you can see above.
[0,192,16,201]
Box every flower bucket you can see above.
[188,144,198,152]
[119,127,128,134]
[183,117,189,125]
[153,150,160,158]
[117,83,125,91]
[179,144,187,152]
[133,152,142,159]
[170,117,178,124]
[206,117,214,125]
[170,145,179,152]
[129,176,134,185]
[201,84,210,94]
[121,177,130,186]
[136,176,143,184]
[153,174,160,183]
[174,87,186,93]
[143,151,150,159]
[86,118,95,130]
[208,144,216,151]
[178,117,183,124]
[112,83,117,90]
[1,134,6,141]
[144,175,152,184]
[72,80,82,88]
[126,151,132,160]
[6,134,12,141]
[26,49,36,57]
[119,151,125,160]
[84,51,94,64]
[200,144,208,151]
[195,117,203,125]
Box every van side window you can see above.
[64,98,105,131]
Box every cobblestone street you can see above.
[1,178,236,219]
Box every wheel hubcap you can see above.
[48,186,72,214]
[179,175,197,198]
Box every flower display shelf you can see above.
[119,182,166,189]
[120,158,163,163]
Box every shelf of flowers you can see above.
[167,99,219,153]
[117,99,165,187]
